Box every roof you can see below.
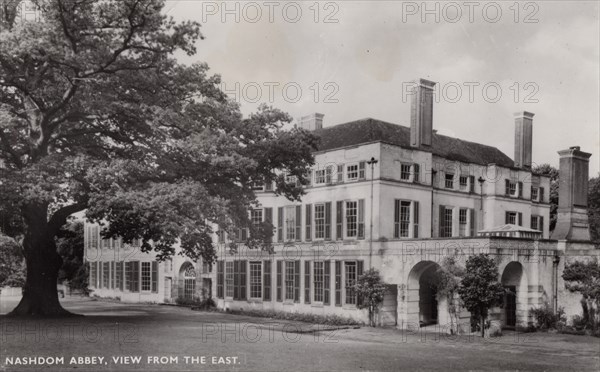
[479,224,541,233]
[313,118,515,168]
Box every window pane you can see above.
[345,262,357,305]
[141,262,151,291]
[315,204,325,239]
[250,262,262,299]
[313,261,324,302]
[285,261,295,300]
[225,262,234,298]
[346,201,358,237]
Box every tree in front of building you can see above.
[587,176,600,242]
[0,0,316,316]
[458,254,505,337]
[354,268,388,327]
[435,256,465,335]
[532,164,559,231]
[562,260,600,330]
[0,235,26,287]
[56,220,88,293]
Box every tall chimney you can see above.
[410,78,436,148]
[514,111,534,168]
[298,113,324,131]
[551,146,592,241]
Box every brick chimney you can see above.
[410,78,436,148]
[514,111,534,168]
[298,113,324,131]
[551,146,592,241]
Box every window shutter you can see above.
[217,261,224,299]
[304,261,311,304]
[413,163,420,183]
[336,201,343,240]
[358,199,365,239]
[394,200,400,238]
[276,260,282,302]
[305,204,312,241]
[469,209,475,237]
[324,202,332,240]
[265,208,273,243]
[277,207,284,242]
[233,260,240,300]
[295,205,302,241]
[294,260,300,303]
[337,164,344,183]
[324,260,331,305]
[133,261,140,292]
[110,261,115,289]
[469,176,475,192]
[540,216,544,234]
[335,261,342,306]
[539,187,545,203]
[263,260,271,301]
[518,182,523,198]
[326,166,332,184]
[359,161,366,180]
[240,260,247,301]
[241,228,248,242]
[505,179,510,195]
[505,211,510,224]
[151,261,158,293]
[357,261,364,306]
[518,212,523,226]
[413,201,420,238]
[439,205,445,237]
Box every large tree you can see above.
[0,0,316,316]
[532,164,559,231]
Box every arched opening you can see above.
[501,262,527,329]
[407,261,443,328]
[179,262,197,301]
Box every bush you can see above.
[530,303,566,330]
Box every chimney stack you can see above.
[514,111,534,168]
[410,78,436,148]
[551,146,592,241]
[298,113,324,131]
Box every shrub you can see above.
[223,308,362,326]
[530,303,566,330]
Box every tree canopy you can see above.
[0,0,317,315]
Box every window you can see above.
[89,262,97,288]
[459,208,468,237]
[346,164,359,181]
[102,262,110,288]
[285,174,297,185]
[141,262,151,291]
[151,262,158,293]
[249,262,262,299]
[251,181,263,191]
[345,262,357,305]
[90,226,99,249]
[251,209,263,227]
[115,262,123,290]
[217,261,224,299]
[285,206,296,241]
[225,261,234,298]
[125,261,139,292]
[311,204,323,239]
[505,211,523,226]
[183,264,196,300]
[394,201,419,238]
[505,180,517,196]
[345,201,358,238]
[395,201,411,238]
[439,206,453,237]
[531,187,539,201]
[285,261,295,301]
[313,261,324,302]
[401,164,412,181]
[459,176,468,191]
[530,215,543,233]
[445,173,454,189]
[315,169,327,184]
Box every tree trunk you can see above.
[480,314,485,338]
[8,203,78,317]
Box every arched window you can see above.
[183,264,196,300]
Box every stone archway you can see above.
[406,261,447,328]
[178,262,197,301]
[501,262,528,328]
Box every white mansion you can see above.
[85,79,597,330]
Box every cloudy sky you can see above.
[167,1,599,174]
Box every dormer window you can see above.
[346,164,359,181]
[531,187,539,201]
[459,176,468,191]
[400,164,411,181]
[445,173,454,189]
